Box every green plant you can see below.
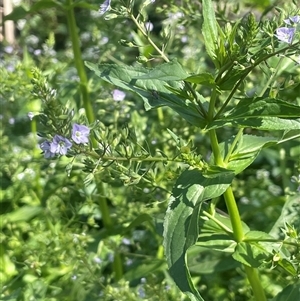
[1,0,300,300]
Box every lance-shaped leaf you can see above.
[226,135,278,174]
[202,0,218,66]
[269,194,300,239]
[85,62,206,127]
[272,282,300,301]
[211,134,279,175]
[163,169,234,301]
[185,72,216,87]
[136,59,189,81]
[208,97,300,130]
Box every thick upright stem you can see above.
[209,128,266,300]
[65,0,123,279]
[65,0,94,124]
[244,266,267,301]
[222,187,244,242]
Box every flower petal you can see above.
[99,0,111,16]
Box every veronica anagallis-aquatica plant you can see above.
[31,0,300,300]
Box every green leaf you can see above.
[163,169,234,300]
[232,241,270,268]
[209,97,300,130]
[202,0,218,65]
[229,98,300,119]
[136,59,189,81]
[1,206,43,228]
[188,246,240,274]
[85,62,206,127]
[3,6,28,21]
[213,135,278,174]
[3,1,61,21]
[269,194,300,239]
[185,73,216,87]
[272,282,300,301]
[279,129,300,144]
[277,258,298,277]
[227,135,278,174]
[231,135,278,155]
[244,230,276,241]
[163,196,204,300]
[197,233,236,253]
[29,0,61,11]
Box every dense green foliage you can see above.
[1,0,300,301]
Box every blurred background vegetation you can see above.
[1,0,299,300]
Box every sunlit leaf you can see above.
[269,194,300,239]
[136,59,189,81]
[163,169,234,300]
[85,62,206,127]
[212,135,278,174]
[232,241,271,267]
[185,72,216,87]
[208,97,300,130]
[202,0,218,66]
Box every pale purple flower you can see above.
[275,27,296,44]
[99,0,111,16]
[284,15,300,25]
[50,135,72,155]
[72,123,90,144]
[40,140,55,158]
[138,286,146,298]
[112,89,126,101]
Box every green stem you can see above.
[97,183,113,229]
[112,251,123,281]
[65,0,95,124]
[96,175,124,280]
[31,117,42,197]
[209,128,266,300]
[222,187,244,242]
[65,0,123,279]
[244,266,267,301]
[129,11,169,62]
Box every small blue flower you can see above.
[50,135,72,155]
[72,123,90,144]
[275,27,296,44]
[99,0,111,16]
[284,15,300,25]
[40,140,55,158]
